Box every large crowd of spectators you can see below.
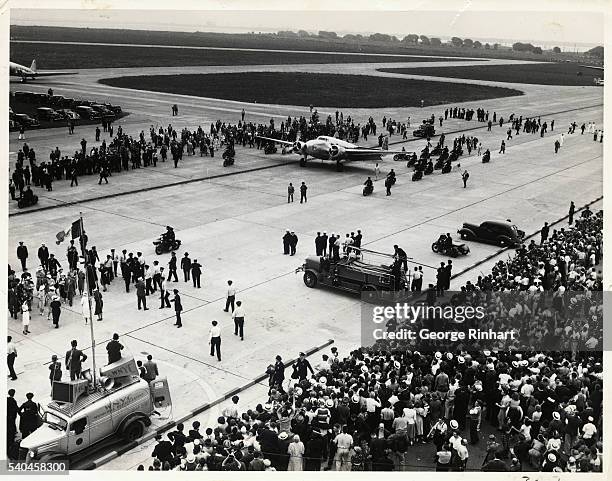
[140,207,603,472]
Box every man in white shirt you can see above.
[224,280,236,313]
[582,417,597,440]
[456,439,469,470]
[7,336,17,380]
[232,301,245,340]
[333,426,353,471]
[209,321,222,361]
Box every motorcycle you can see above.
[264,144,278,155]
[153,237,182,255]
[17,195,39,209]
[363,183,374,196]
[222,147,235,167]
[431,239,470,257]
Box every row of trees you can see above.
[276,30,579,55]
[277,30,504,49]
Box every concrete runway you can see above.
[7,57,603,469]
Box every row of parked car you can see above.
[10,90,122,128]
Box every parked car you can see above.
[90,104,115,119]
[36,107,63,121]
[13,91,32,102]
[75,105,101,120]
[103,102,122,114]
[13,113,40,128]
[458,220,525,248]
[56,109,81,121]
[50,95,69,108]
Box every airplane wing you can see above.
[255,136,295,147]
[345,148,415,157]
[33,71,76,76]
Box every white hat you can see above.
[263,459,271,467]
[547,453,557,463]
[325,399,334,408]
[319,376,327,384]
[449,420,458,430]
[435,351,442,360]
[457,356,465,364]
[279,432,288,440]
[446,353,453,360]
[553,412,560,420]
[264,403,272,412]
[360,365,369,373]
[186,454,195,463]
[294,387,303,396]
[352,394,360,403]
[393,360,401,369]
[588,416,594,422]
[483,350,491,357]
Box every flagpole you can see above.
[79,211,98,387]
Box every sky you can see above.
[9,1,606,48]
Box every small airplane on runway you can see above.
[9,59,75,82]
[257,135,413,171]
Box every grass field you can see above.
[378,63,603,86]
[11,25,593,64]
[99,72,523,108]
[10,42,478,70]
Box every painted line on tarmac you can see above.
[9,160,292,217]
[448,196,603,282]
[77,338,334,470]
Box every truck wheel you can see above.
[121,420,144,442]
[303,271,317,288]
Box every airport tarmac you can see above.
[7,58,603,468]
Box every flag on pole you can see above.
[56,220,82,245]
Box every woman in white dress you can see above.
[81,294,91,324]
[21,301,30,335]
[287,435,305,471]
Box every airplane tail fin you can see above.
[30,60,36,73]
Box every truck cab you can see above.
[20,357,171,463]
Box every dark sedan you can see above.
[458,220,524,247]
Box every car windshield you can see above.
[43,411,67,431]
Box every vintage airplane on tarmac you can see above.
[9,59,74,82]
[257,135,413,170]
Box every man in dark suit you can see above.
[37,244,49,271]
[180,253,191,282]
[106,333,124,364]
[17,242,28,271]
[272,355,286,393]
[65,340,87,380]
[152,434,173,464]
[168,252,178,282]
[171,289,183,327]
[143,355,158,382]
[136,278,148,310]
[7,389,18,449]
[282,231,291,255]
[191,259,202,288]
